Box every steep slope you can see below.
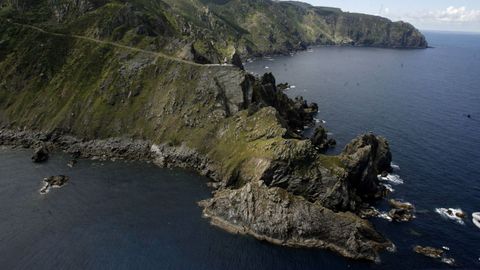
[0,0,427,64]
[0,0,401,261]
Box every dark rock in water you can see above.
[341,134,393,200]
[381,171,389,177]
[413,245,456,266]
[67,159,77,168]
[389,199,414,210]
[414,246,444,258]
[44,175,69,186]
[455,211,466,219]
[40,175,69,194]
[277,83,290,91]
[311,125,336,151]
[388,208,415,222]
[387,199,415,222]
[31,145,49,163]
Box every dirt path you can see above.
[10,21,234,68]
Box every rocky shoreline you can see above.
[0,127,395,261]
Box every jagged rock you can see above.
[414,246,444,258]
[32,145,49,163]
[44,175,69,186]
[388,208,415,222]
[311,125,336,151]
[389,199,414,210]
[40,175,69,194]
[200,182,392,261]
[251,73,318,131]
[341,134,392,200]
[414,246,456,266]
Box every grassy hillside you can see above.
[0,0,427,64]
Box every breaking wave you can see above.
[378,174,404,185]
[435,208,465,225]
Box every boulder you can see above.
[40,175,69,194]
[389,199,414,210]
[44,175,69,187]
[32,145,49,163]
[388,208,415,222]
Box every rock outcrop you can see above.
[341,134,392,201]
[0,1,402,262]
[311,125,336,151]
[40,175,69,194]
[200,181,392,261]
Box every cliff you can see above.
[0,0,402,261]
[0,0,427,64]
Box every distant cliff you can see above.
[0,0,427,64]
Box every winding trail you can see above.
[9,21,234,68]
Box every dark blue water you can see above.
[1,31,480,269]
[246,31,480,268]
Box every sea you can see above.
[1,31,479,269]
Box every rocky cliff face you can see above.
[0,0,427,64]
[1,0,400,261]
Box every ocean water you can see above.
[1,31,480,269]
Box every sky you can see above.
[289,0,480,32]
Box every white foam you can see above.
[435,208,465,225]
[382,183,395,193]
[39,182,50,194]
[264,66,269,69]
[290,85,296,89]
[473,213,480,229]
[391,162,400,171]
[441,257,455,266]
[377,212,393,222]
[442,246,450,251]
[377,174,404,185]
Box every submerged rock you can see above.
[32,145,49,163]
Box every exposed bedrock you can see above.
[200,181,392,261]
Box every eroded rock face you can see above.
[311,125,336,151]
[200,182,392,261]
[341,134,392,200]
